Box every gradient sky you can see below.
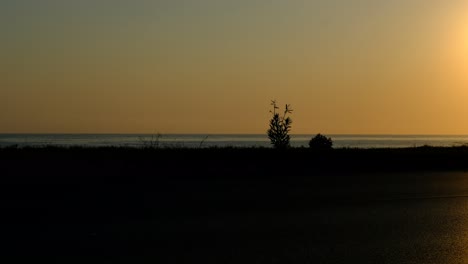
[2,0,468,134]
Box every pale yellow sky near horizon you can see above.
[2,0,468,134]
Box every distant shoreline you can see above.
[2,134,468,149]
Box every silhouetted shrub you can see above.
[139,133,162,149]
[267,100,293,149]
[309,134,333,150]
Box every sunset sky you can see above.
[2,0,468,134]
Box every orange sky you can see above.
[2,0,468,134]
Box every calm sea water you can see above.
[1,134,468,148]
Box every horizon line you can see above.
[2,133,468,137]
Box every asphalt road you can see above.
[5,172,468,263]
[146,172,468,264]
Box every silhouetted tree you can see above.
[309,134,333,150]
[267,100,293,149]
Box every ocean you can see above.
[1,134,468,149]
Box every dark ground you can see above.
[2,146,468,263]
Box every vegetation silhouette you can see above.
[138,133,210,149]
[267,100,293,149]
[309,134,333,150]
[198,135,209,148]
[139,133,162,149]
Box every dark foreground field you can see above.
[2,146,468,263]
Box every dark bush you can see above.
[309,134,333,150]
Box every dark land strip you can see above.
[2,146,468,263]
